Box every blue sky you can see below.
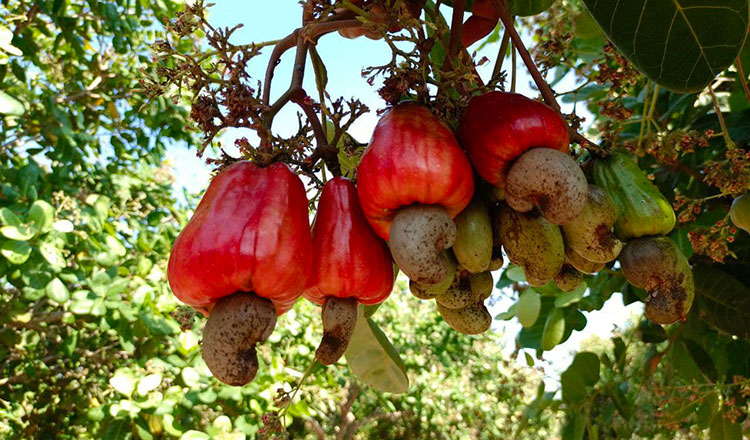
[166,1,642,379]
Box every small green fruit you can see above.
[619,236,694,325]
[495,205,564,286]
[565,247,605,274]
[730,194,750,233]
[561,185,623,263]
[436,272,474,309]
[469,271,494,301]
[409,256,456,300]
[554,264,584,292]
[592,151,675,240]
[453,198,493,273]
[437,301,491,335]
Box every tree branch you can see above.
[493,0,603,154]
[447,0,465,61]
[262,15,361,106]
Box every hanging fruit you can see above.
[619,236,694,325]
[357,102,475,286]
[494,204,565,286]
[304,177,395,365]
[592,151,676,240]
[565,247,606,275]
[167,162,313,386]
[730,193,750,233]
[561,185,624,263]
[453,197,494,273]
[458,92,586,224]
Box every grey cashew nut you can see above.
[202,292,277,386]
[316,296,359,365]
[505,148,587,225]
[389,205,457,285]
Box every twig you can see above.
[495,1,558,111]
[707,82,735,149]
[447,0,466,61]
[510,38,517,92]
[492,29,510,79]
[637,82,651,148]
[494,0,603,154]
[262,16,361,105]
[736,57,750,106]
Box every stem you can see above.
[646,84,659,131]
[493,0,602,155]
[736,57,750,106]
[492,29,510,79]
[707,82,735,149]
[510,39,517,92]
[637,82,651,148]
[447,0,466,61]
[495,1,558,112]
[279,359,319,421]
[262,16,362,106]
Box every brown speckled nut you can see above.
[437,301,492,335]
[389,205,457,285]
[316,296,359,365]
[201,293,277,386]
[561,185,623,263]
[619,236,694,325]
[505,148,587,225]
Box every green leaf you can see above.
[28,200,55,233]
[561,352,600,403]
[516,289,541,327]
[0,90,24,116]
[345,308,409,394]
[638,319,668,343]
[0,225,37,241]
[694,265,750,338]
[509,0,556,16]
[136,373,162,396]
[554,282,587,308]
[52,219,74,233]
[140,311,178,336]
[0,208,21,226]
[106,235,127,257]
[583,0,750,92]
[505,265,526,282]
[1,240,31,264]
[308,46,327,92]
[39,242,66,268]
[364,303,381,318]
[102,419,132,440]
[110,368,136,396]
[181,367,201,388]
[709,411,742,440]
[561,412,586,440]
[541,308,565,351]
[46,277,70,303]
[179,431,210,440]
[0,26,22,56]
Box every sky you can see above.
[165,1,643,383]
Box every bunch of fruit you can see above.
[166,91,694,387]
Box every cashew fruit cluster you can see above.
[167,93,696,387]
[454,91,693,327]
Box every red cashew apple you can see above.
[458,91,586,224]
[357,102,475,285]
[167,161,313,386]
[304,177,395,365]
